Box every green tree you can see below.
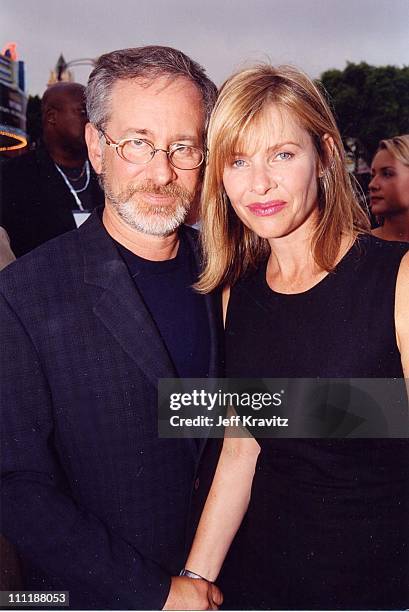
[320,62,409,160]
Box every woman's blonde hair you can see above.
[197,64,370,292]
[377,134,409,166]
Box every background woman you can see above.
[369,134,409,241]
[184,65,409,610]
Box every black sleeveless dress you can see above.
[221,235,409,610]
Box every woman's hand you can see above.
[163,576,223,610]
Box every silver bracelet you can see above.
[179,568,211,582]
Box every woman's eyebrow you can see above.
[268,140,302,151]
[232,141,302,155]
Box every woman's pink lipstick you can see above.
[247,201,287,216]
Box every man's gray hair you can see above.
[86,45,218,133]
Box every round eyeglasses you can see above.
[100,130,206,170]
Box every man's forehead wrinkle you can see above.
[107,78,205,138]
[117,127,200,142]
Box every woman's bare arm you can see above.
[184,286,259,582]
[395,251,409,388]
[185,432,260,582]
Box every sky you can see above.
[2,0,409,96]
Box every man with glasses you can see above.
[0,46,223,610]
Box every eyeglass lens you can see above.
[120,139,203,169]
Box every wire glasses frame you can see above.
[100,130,206,170]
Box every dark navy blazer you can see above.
[0,211,223,609]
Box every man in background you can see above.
[1,82,103,257]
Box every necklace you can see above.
[55,161,91,210]
[63,162,86,182]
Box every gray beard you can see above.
[100,169,193,237]
[110,197,190,236]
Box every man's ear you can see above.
[45,108,57,126]
[85,123,103,174]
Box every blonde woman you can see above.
[369,134,409,241]
[184,66,409,610]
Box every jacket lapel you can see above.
[79,211,177,386]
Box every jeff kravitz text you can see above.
[169,414,288,428]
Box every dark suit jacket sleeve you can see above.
[0,291,171,610]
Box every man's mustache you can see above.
[125,180,193,201]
